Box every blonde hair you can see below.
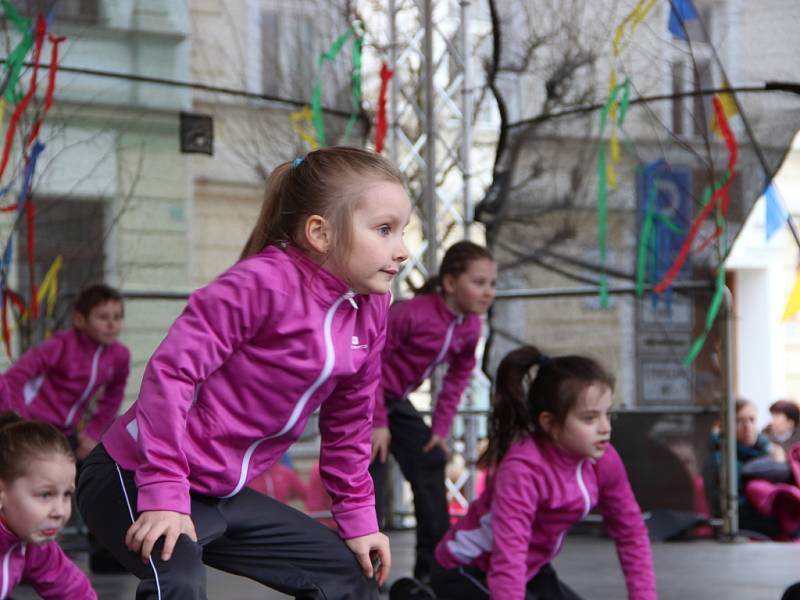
[240,146,404,262]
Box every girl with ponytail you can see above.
[77,147,412,599]
[370,240,496,582]
[394,346,657,600]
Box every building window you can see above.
[261,9,317,101]
[11,0,100,24]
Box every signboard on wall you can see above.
[635,164,695,405]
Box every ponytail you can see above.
[240,162,293,259]
[480,346,546,467]
[0,411,74,483]
[480,346,615,467]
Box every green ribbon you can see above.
[596,80,628,308]
[311,25,363,146]
[0,0,33,103]
[683,252,726,366]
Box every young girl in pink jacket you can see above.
[76,147,411,600]
[0,412,96,599]
[1,284,129,460]
[370,241,496,581]
[394,345,657,600]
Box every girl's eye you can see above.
[378,225,391,236]
[39,492,52,499]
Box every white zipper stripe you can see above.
[550,460,591,560]
[116,464,162,600]
[1,543,19,600]
[575,458,591,518]
[404,316,460,397]
[222,291,353,498]
[65,346,103,427]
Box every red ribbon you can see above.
[374,63,394,153]
[654,96,737,294]
[2,289,25,358]
[0,15,46,182]
[26,199,36,318]
[26,34,65,146]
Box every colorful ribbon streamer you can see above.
[27,33,65,146]
[289,105,320,150]
[310,24,363,146]
[0,0,34,102]
[782,272,800,321]
[374,63,394,153]
[0,14,46,182]
[596,81,631,308]
[683,255,726,366]
[654,96,737,294]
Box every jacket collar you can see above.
[71,328,103,352]
[431,292,465,325]
[282,245,358,308]
[537,435,588,469]
[0,516,21,549]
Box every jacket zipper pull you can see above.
[345,291,358,310]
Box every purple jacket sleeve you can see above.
[84,346,130,441]
[488,454,539,600]
[597,446,658,600]
[3,334,64,406]
[431,320,480,438]
[25,541,97,600]
[134,266,278,514]
[319,300,389,539]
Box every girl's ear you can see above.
[303,214,332,255]
[72,311,87,331]
[538,412,556,436]
[441,273,457,296]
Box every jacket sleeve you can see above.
[84,346,131,441]
[487,455,539,600]
[319,298,389,539]
[25,542,97,600]
[3,334,64,409]
[134,264,279,514]
[597,446,658,600]
[373,299,414,429]
[431,320,480,438]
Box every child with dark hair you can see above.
[370,240,496,581]
[392,345,656,600]
[764,399,800,452]
[0,411,96,598]
[1,283,129,460]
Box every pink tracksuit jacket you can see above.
[0,518,96,600]
[1,328,130,441]
[102,245,390,539]
[373,292,481,437]
[436,437,657,600]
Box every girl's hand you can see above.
[422,434,451,457]
[75,432,98,460]
[345,532,392,586]
[125,510,197,563]
[371,427,391,463]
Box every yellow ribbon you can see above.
[289,105,320,150]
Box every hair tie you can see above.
[292,157,304,169]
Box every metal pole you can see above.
[460,0,473,238]
[423,0,437,275]
[388,0,398,166]
[720,286,739,538]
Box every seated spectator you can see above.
[764,399,800,452]
[707,398,782,538]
